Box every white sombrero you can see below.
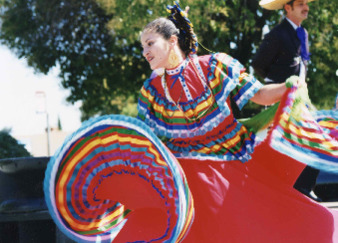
[259,0,316,10]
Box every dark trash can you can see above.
[0,157,75,243]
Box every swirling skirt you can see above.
[44,114,338,243]
[179,141,338,243]
[44,86,338,242]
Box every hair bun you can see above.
[167,1,198,55]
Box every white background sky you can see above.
[0,44,82,136]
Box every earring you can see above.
[168,49,180,68]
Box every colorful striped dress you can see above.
[138,53,263,162]
[43,52,338,243]
[137,53,338,243]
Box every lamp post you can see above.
[35,91,51,156]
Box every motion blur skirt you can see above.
[178,142,338,243]
[44,115,194,243]
[44,88,338,242]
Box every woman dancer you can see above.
[44,2,338,243]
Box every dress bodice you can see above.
[138,53,263,162]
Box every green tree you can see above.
[0,0,336,119]
[0,0,146,120]
[0,129,31,159]
[304,0,338,108]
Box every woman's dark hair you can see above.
[142,18,179,41]
[142,3,198,56]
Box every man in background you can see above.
[252,0,321,201]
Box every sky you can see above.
[0,44,82,136]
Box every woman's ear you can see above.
[169,35,178,47]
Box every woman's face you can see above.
[141,31,171,70]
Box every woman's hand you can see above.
[285,75,307,88]
[251,75,309,106]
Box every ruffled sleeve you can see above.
[208,53,263,112]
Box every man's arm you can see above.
[251,32,280,78]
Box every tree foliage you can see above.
[0,129,31,159]
[304,0,338,108]
[0,0,146,120]
[0,0,336,120]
